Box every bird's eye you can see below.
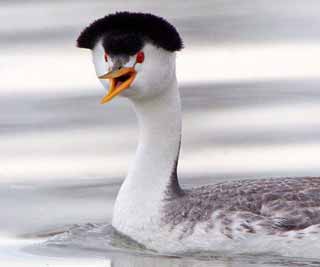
[104,53,108,62]
[136,51,144,63]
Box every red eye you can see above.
[104,53,108,62]
[136,51,144,63]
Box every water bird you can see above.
[77,12,320,255]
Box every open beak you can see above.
[98,67,136,104]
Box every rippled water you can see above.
[1,0,320,266]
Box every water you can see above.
[1,0,320,266]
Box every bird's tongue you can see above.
[115,73,131,88]
[115,80,123,87]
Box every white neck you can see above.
[130,78,182,196]
[112,78,183,233]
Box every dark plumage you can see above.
[163,177,320,239]
[77,12,183,55]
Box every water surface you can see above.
[1,0,320,266]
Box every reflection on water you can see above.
[25,222,320,267]
[109,254,320,267]
[110,256,320,267]
[22,222,320,267]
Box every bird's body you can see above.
[161,177,320,253]
[77,12,320,256]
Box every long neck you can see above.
[129,78,183,197]
[112,78,183,231]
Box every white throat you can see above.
[112,76,183,236]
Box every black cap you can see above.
[77,12,183,55]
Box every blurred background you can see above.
[1,0,320,182]
[1,0,320,263]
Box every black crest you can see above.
[77,12,183,55]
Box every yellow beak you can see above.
[98,67,137,104]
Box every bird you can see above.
[76,12,320,256]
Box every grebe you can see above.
[76,12,320,255]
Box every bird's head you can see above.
[77,12,183,104]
